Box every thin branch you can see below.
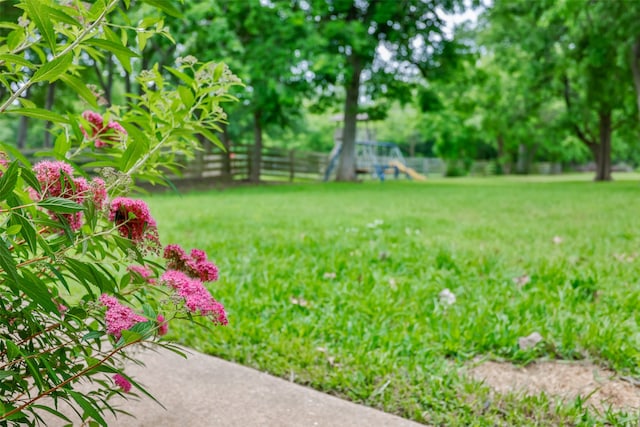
[562,75,594,147]
[1,339,141,420]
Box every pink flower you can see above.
[190,249,206,262]
[157,314,168,336]
[128,265,156,284]
[81,110,127,148]
[109,197,158,244]
[32,161,89,231]
[33,161,75,198]
[163,244,219,282]
[90,178,107,210]
[113,373,132,392]
[161,270,227,325]
[99,294,147,339]
[163,244,187,265]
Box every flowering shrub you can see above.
[0,0,241,425]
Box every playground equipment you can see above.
[323,141,427,182]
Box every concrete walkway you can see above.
[43,347,423,426]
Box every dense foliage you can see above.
[2,1,639,181]
[0,0,239,424]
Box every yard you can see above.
[147,176,640,425]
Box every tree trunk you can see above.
[250,110,263,183]
[631,38,640,121]
[43,82,56,148]
[496,133,506,174]
[336,58,363,181]
[593,111,612,181]
[17,116,28,149]
[515,143,527,174]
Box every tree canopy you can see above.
[3,0,640,182]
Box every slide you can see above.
[388,160,427,181]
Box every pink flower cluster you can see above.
[81,110,127,148]
[161,270,227,325]
[109,197,159,248]
[32,161,106,230]
[113,373,132,392]
[99,294,147,339]
[163,244,219,282]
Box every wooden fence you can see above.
[20,146,574,185]
[179,145,331,182]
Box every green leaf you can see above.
[120,329,143,345]
[12,213,37,253]
[5,224,21,235]
[87,0,106,21]
[42,4,82,28]
[0,161,20,201]
[59,74,98,109]
[102,26,137,73]
[0,143,31,167]
[30,405,72,424]
[68,391,107,427]
[0,53,33,69]
[140,0,182,18]
[23,0,56,51]
[65,258,114,294]
[7,194,37,253]
[45,262,69,292]
[19,270,58,313]
[195,126,224,150]
[121,138,149,172]
[6,29,25,51]
[87,39,140,65]
[0,370,17,380]
[137,31,152,52]
[0,241,19,287]
[178,86,194,106]
[19,166,40,192]
[38,197,85,214]
[53,133,73,159]
[212,62,225,81]
[31,54,73,83]
[163,66,194,87]
[9,108,70,124]
[142,303,156,319]
[82,331,105,341]
[6,341,19,360]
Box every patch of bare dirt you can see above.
[467,360,640,412]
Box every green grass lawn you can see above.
[146,176,640,426]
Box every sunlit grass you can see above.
[145,177,640,425]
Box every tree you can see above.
[157,0,311,183]
[486,0,640,181]
[306,0,458,181]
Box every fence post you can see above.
[246,145,253,180]
[289,149,295,182]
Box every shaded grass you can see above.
[146,178,640,425]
